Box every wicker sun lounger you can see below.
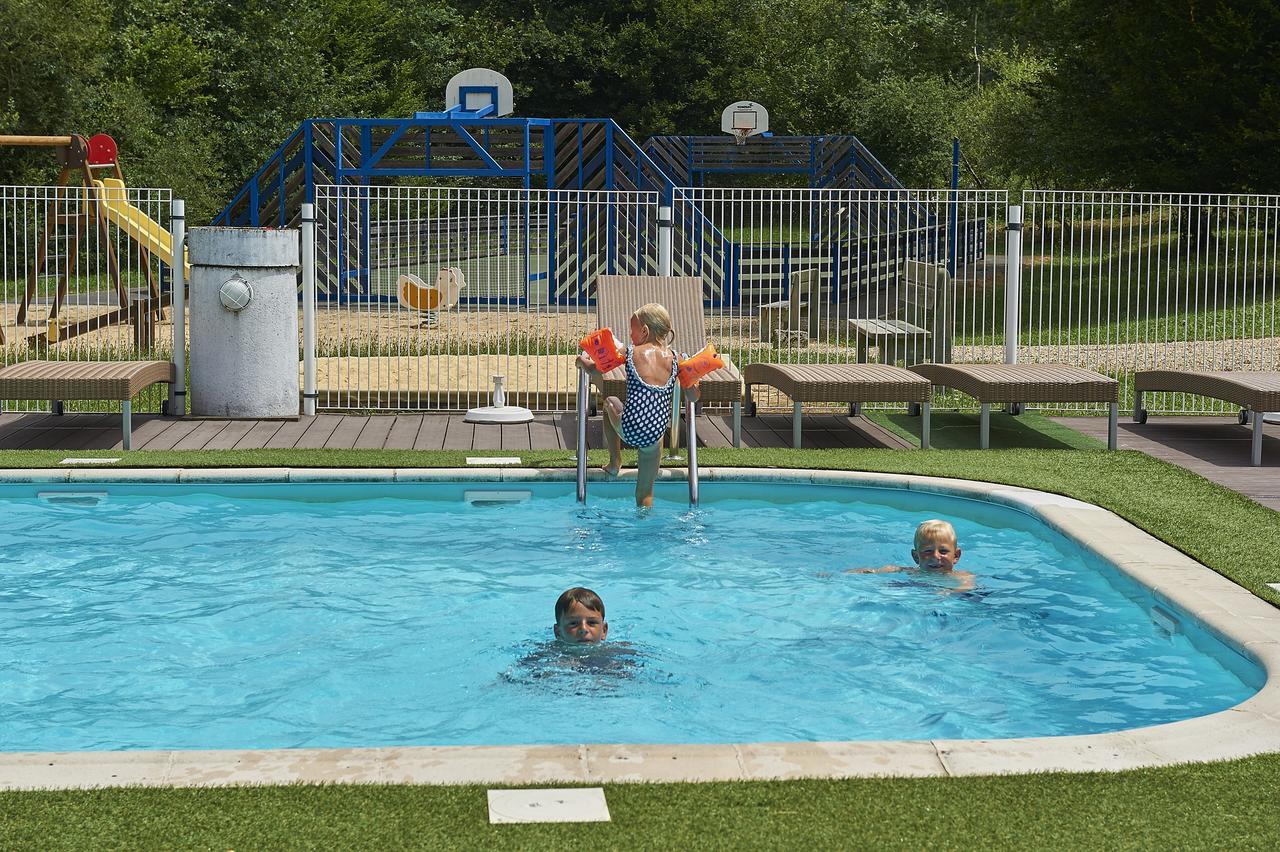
[743,362,932,449]
[594,274,744,445]
[909,363,1119,450]
[1134,370,1280,466]
[0,359,174,450]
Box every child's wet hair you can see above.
[632,303,673,344]
[555,586,605,619]
[914,519,957,548]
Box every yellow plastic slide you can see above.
[94,177,190,279]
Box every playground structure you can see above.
[213,70,982,316]
[0,134,185,350]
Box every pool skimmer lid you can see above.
[487,788,610,824]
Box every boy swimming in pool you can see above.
[850,519,975,593]
[554,587,608,644]
[577,302,701,508]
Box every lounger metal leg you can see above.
[792,401,803,449]
[850,402,861,417]
[921,401,931,449]
[980,403,990,449]
[1108,402,1118,451]
[1253,410,1263,466]
[732,400,741,447]
[122,400,132,451]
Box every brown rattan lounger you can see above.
[0,359,174,450]
[594,275,744,445]
[743,363,932,449]
[1134,370,1280,466]
[909,363,1119,450]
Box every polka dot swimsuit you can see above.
[619,345,679,448]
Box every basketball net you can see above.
[732,128,750,147]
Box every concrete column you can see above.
[188,228,300,418]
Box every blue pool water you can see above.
[0,480,1259,752]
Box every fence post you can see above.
[1004,204,1023,364]
[168,198,186,416]
[658,204,673,276]
[301,202,317,416]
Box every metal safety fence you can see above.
[1018,191,1280,412]
[309,185,657,411]
[0,184,176,412]
[670,187,1008,372]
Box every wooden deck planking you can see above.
[6,411,1272,511]
[1055,415,1279,511]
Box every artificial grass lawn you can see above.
[2,441,1278,848]
[5,756,1280,850]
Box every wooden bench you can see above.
[848,259,951,365]
[758,268,821,346]
[0,360,174,450]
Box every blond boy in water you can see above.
[850,519,975,593]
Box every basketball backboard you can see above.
[444,68,514,117]
[721,101,769,142]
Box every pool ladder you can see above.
[576,365,699,506]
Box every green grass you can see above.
[866,410,1106,450]
[6,759,1280,850]
[1,442,1278,847]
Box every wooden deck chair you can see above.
[594,275,744,447]
[398,267,465,327]
[1134,370,1280,466]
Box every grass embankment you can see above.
[2,440,1278,848]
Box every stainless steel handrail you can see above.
[686,397,699,506]
[576,365,589,502]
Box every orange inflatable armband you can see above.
[579,328,626,372]
[678,344,724,389]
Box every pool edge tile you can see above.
[381,745,588,785]
[584,744,744,783]
[0,468,70,483]
[67,468,181,483]
[178,467,291,483]
[287,468,396,483]
[0,749,173,790]
[737,740,948,780]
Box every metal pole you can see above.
[1004,204,1023,364]
[686,397,699,506]
[576,365,589,502]
[301,202,317,416]
[947,138,959,278]
[169,199,186,416]
[658,204,673,276]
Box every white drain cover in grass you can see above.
[60,458,121,465]
[487,788,611,824]
[466,456,521,465]
[1268,583,1280,593]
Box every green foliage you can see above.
[0,0,1272,216]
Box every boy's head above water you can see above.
[912,519,961,572]
[554,587,608,644]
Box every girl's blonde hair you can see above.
[633,302,674,344]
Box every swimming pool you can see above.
[0,473,1263,756]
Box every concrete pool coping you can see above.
[2,465,1278,789]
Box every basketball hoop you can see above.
[721,101,769,146]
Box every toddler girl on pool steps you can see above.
[577,302,701,507]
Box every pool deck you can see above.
[1053,415,1280,512]
[0,410,909,452]
[1,467,1278,789]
